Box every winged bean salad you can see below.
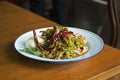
[23,26,89,59]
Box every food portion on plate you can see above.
[23,26,89,59]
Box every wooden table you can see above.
[0,1,120,80]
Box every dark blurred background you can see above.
[7,0,120,49]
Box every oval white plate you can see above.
[14,27,104,63]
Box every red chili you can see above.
[62,31,73,37]
[52,26,58,39]
[33,30,44,50]
[52,29,69,42]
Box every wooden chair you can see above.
[107,0,119,47]
[100,0,119,48]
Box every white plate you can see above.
[14,27,104,63]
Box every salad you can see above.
[23,26,89,59]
